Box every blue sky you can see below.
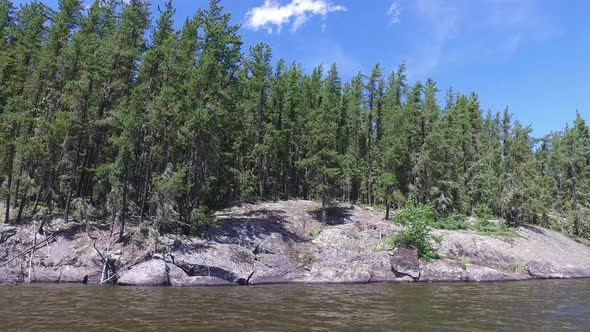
[13,0,590,136]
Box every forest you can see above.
[0,0,589,241]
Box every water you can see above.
[1,280,589,331]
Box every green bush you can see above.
[392,203,441,261]
[307,228,318,238]
[472,219,513,235]
[474,204,494,219]
[431,216,469,230]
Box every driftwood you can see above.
[101,249,153,284]
[0,235,56,269]
[27,222,38,283]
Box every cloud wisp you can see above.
[388,1,401,24]
[245,0,346,33]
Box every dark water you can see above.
[1,280,589,331]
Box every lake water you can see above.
[1,280,589,331]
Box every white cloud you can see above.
[388,1,401,24]
[245,0,346,33]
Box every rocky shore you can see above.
[1,200,590,287]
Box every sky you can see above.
[13,0,590,136]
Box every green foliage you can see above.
[472,219,514,235]
[392,203,441,261]
[475,204,494,219]
[307,228,318,238]
[508,258,524,273]
[431,216,469,230]
[302,251,315,264]
[458,257,471,271]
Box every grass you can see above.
[471,219,515,235]
[302,251,315,264]
[508,258,525,273]
[458,257,471,271]
[307,228,318,238]
[431,216,469,230]
[427,214,515,236]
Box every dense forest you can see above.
[0,0,589,240]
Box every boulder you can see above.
[420,260,468,282]
[466,265,522,282]
[390,246,420,280]
[525,261,565,279]
[118,260,169,286]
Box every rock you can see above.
[167,263,232,286]
[172,276,233,287]
[0,226,16,244]
[525,261,565,279]
[305,268,372,284]
[29,266,63,283]
[420,260,468,282]
[59,266,93,283]
[3,200,590,287]
[390,246,420,280]
[466,265,522,282]
[118,260,169,286]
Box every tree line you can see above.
[1,0,589,239]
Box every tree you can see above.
[299,64,342,222]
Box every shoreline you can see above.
[2,200,590,287]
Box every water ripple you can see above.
[1,280,589,331]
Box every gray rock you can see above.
[525,261,565,279]
[0,226,16,244]
[466,265,523,282]
[3,200,590,287]
[118,260,169,286]
[168,263,232,286]
[420,260,468,282]
[390,246,420,279]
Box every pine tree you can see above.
[299,64,342,222]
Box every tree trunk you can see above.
[65,188,73,223]
[139,159,152,221]
[4,171,12,224]
[16,185,29,224]
[118,161,129,243]
[31,188,41,216]
[321,198,327,223]
[385,201,390,220]
[4,143,16,223]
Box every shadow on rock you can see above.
[208,209,304,247]
[309,207,354,226]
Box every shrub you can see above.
[307,228,318,238]
[475,204,494,219]
[392,203,441,261]
[508,258,524,273]
[302,251,315,264]
[472,219,513,235]
[431,216,469,230]
[458,257,471,271]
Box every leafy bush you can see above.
[472,219,513,235]
[302,251,315,264]
[392,203,441,261]
[474,204,494,219]
[431,216,469,230]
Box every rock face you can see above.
[1,200,590,286]
[390,246,420,280]
[118,260,170,286]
